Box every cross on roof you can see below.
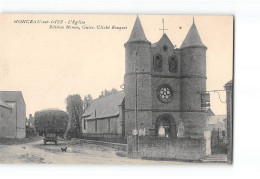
[159,18,168,35]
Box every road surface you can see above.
[0,138,196,164]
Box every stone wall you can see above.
[124,41,152,137]
[124,110,153,136]
[180,47,207,138]
[129,136,206,161]
[81,133,126,144]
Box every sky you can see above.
[0,14,233,117]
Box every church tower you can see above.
[124,16,152,135]
[124,16,208,139]
[180,19,208,138]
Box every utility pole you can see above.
[134,55,139,158]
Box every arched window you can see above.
[169,56,178,73]
[153,54,163,72]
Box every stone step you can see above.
[201,154,228,163]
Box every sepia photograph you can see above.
[0,14,233,164]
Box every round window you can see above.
[163,45,168,52]
[157,84,173,103]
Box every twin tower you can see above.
[124,16,208,138]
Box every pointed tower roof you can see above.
[127,16,150,43]
[181,18,206,49]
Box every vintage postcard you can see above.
[0,14,233,164]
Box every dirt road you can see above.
[0,138,193,164]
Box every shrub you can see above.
[26,125,36,137]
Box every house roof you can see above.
[207,115,227,125]
[206,108,215,116]
[82,91,125,120]
[0,99,11,109]
[181,18,206,49]
[0,91,24,102]
[127,16,150,43]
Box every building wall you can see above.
[124,110,152,136]
[151,78,181,110]
[124,39,207,139]
[82,105,124,134]
[124,41,152,136]
[150,36,181,113]
[180,46,207,138]
[1,97,26,139]
[124,42,152,110]
[16,99,26,138]
[0,106,15,138]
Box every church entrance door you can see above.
[155,114,177,138]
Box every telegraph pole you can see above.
[134,55,139,158]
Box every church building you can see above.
[82,16,208,140]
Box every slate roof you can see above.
[181,19,206,48]
[82,91,125,120]
[127,16,150,43]
[0,99,11,109]
[0,91,24,102]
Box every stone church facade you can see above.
[82,16,208,140]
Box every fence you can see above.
[211,129,227,154]
[81,133,127,144]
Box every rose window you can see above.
[157,85,173,103]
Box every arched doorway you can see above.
[155,114,177,138]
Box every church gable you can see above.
[151,34,179,76]
[152,34,174,51]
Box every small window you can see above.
[169,56,178,73]
[153,54,163,72]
